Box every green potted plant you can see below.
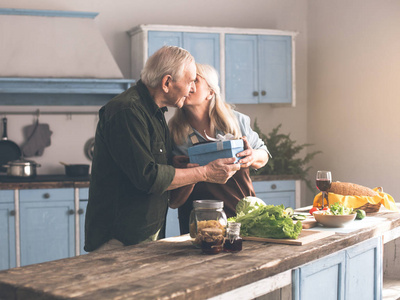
[250,121,321,191]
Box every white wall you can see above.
[307,0,400,203]
[5,1,398,207]
[0,0,309,203]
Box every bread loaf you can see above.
[328,182,378,197]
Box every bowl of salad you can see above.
[312,202,356,227]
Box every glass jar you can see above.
[199,227,224,254]
[189,200,227,248]
[224,222,242,253]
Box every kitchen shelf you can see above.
[0,77,135,106]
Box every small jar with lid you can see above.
[224,222,242,253]
[189,200,227,248]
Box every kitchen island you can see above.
[0,209,399,299]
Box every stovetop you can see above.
[0,174,90,183]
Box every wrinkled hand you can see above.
[237,136,255,168]
[173,155,199,168]
[203,157,240,184]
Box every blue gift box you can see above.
[188,139,244,166]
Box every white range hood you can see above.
[0,9,133,106]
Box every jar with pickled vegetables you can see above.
[189,200,227,247]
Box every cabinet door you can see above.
[165,207,180,238]
[225,34,293,104]
[252,180,296,208]
[258,35,292,104]
[225,34,259,104]
[79,187,89,255]
[19,189,75,266]
[0,190,16,270]
[148,31,220,72]
[183,32,220,73]
[256,191,295,208]
[345,237,382,300]
[292,251,346,300]
[148,31,182,56]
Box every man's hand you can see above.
[203,157,240,184]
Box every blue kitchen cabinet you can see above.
[165,207,180,238]
[292,237,382,300]
[19,188,75,266]
[0,190,16,270]
[225,34,292,104]
[345,237,382,300]
[252,180,298,208]
[79,188,89,255]
[148,31,220,73]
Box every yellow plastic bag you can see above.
[313,187,398,212]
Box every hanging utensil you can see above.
[0,117,22,172]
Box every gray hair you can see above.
[141,46,194,88]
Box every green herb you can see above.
[250,122,321,192]
[328,202,353,215]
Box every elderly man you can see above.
[84,46,240,251]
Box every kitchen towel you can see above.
[22,121,52,157]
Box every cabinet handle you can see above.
[271,184,277,190]
[253,91,259,97]
[78,208,84,215]
[9,210,16,216]
[68,209,75,215]
[43,193,50,199]
[261,90,267,96]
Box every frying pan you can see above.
[0,117,22,172]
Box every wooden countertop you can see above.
[0,210,399,300]
[0,174,293,190]
[0,175,90,190]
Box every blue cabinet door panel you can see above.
[19,188,75,266]
[0,202,16,270]
[345,237,382,300]
[293,251,346,300]
[255,191,295,208]
[258,35,292,103]
[183,32,220,73]
[148,31,220,73]
[225,34,258,104]
[165,207,180,238]
[80,200,88,255]
[148,31,182,56]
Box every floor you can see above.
[383,277,400,300]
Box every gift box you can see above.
[188,139,244,166]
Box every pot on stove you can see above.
[2,158,41,177]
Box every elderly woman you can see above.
[168,63,270,234]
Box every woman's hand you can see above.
[237,136,269,169]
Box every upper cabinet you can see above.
[226,34,292,104]
[129,25,297,105]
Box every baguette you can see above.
[328,182,378,197]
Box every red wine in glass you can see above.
[316,179,332,192]
[316,171,332,208]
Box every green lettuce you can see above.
[235,196,266,215]
[234,204,302,239]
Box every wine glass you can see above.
[316,171,332,209]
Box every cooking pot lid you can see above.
[7,158,38,166]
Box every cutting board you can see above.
[295,215,318,229]
[242,229,335,246]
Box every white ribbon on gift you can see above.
[204,131,235,150]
